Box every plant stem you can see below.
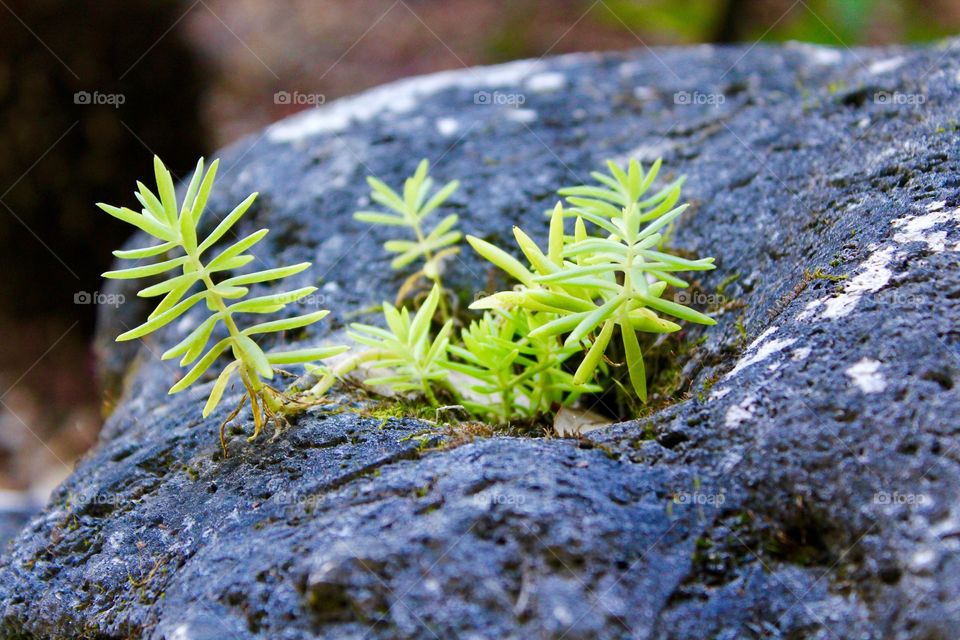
[194,258,279,416]
[410,218,450,322]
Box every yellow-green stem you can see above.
[410,218,450,322]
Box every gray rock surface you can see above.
[4,41,960,639]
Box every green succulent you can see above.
[310,284,453,406]
[446,308,598,421]
[470,158,716,402]
[354,159,461,316]
[100,156,346,450]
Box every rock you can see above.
[3,41,960,639]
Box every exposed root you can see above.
[219,396,247,459]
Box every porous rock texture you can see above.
[3,41,960,639]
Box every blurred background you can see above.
[0,0,955,501]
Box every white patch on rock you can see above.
[725,394,756,429]
[909,548,938,573]
[787,42,843,66]
[725,326,797,379]
[506,109,538,123]
[108,531,125,551]
[170,624,191,640]
[821,246,896,319]
[810,200,958,321]
[525,71,566,93]
[845,358,887,393]
[792,346,812,361]
[633,86,657,101]
[719,451,743,473]
[552,605,574,626]
[268,58,546,142]
[622,140,675,164]
[796,298,825,322]
[868,56,905,75]
[435,117,459,136]
[891,204,960,253]
[710,387,732,401]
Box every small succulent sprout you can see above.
[100,156,347,452]
[329,284,453,406]
[446,308,598,421]
[470,158,716,403]
[558,157,683,222]
[354,159,461,316]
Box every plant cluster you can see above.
[470,159,716,402]
[100,157,346,452]
[311,157,715,419]
[103,155,715,449]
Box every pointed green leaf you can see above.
[169,337,231,393]
[181,157,205,218]
[97,203,174,241]
[162,314,219,362]
[410,285,441,345]
[219,262,310,287]
[113,241,177,260]
[354,211,407,226]
[203,360,239,417]
[103,256,187,280]
[153,156,179,226]
[266,345,349,365]
[233,334,273,379]
[191,158,220,224]
[635,292,715,325]
[420,179,459,217]
[243,310,330,336]
[135,181,165,221]
[197,192,258,254]
[620,321,647,402]
[566,297,622,345]
[466,235,534,286]
[229,286,317,314]
[207,229,268,271]
[149,279,195,319]
[117,292,204,341]
[572,319,615,385]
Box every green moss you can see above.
[715,271,740,295]
[734,316,748,342]
[806,267,848,283]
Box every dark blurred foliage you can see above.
[0,0,955,491]
[0,0,207,326]
[0,0,206,491]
